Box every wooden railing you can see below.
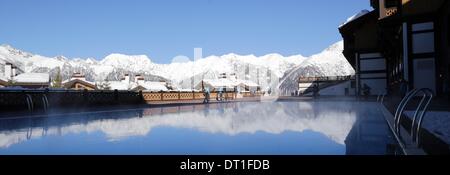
[142,91,236,102]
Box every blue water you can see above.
[0,101,395,155]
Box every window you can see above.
[385,0,399,8]
[448,15,450,45]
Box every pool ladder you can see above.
[25,94,49,114]
[25,94,34,113]
[377,92,387,103]
[393,88,433,147]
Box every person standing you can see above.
[313,84,319,98]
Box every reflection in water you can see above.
[0,101,393,154]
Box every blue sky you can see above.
[0,0,370,64]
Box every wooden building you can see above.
[62,73,96,90]
[13,73,50,89]
[339,10,388,95]
[341,0,450,97]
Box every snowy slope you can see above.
[278,41,355,95]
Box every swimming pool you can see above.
[0,101,397,155]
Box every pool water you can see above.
[0,101,396,155]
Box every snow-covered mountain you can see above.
[0,41,354,90]
[278,41,355,94]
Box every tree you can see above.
[52,68,62,88]
[97,79,111,90]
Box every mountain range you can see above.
[0,41,354,90]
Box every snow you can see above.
[404,111,450,145]
[109,81,133,91]
[13,73,49,83]
[134,81,168,92]
[200,79,237,89]
[235,79,259,87]
[340,10,370,28]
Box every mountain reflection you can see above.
[0,102,358,148]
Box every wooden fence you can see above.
[142,91,236,102]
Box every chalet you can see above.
[62,73,96,90]
[195,79,236,92]
[0,63,49,89]
[235,80,260,93]
[12,73,50,89]
[130,75,169,92]
[340,0,450,98]
[195,73,260,93]
[108,74,134,91]
[107,74,170,92]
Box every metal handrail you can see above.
[381,94,387,103]
[377,92,387,103]
[411,89,433,146]
[394,89,419,133]
[25,94,34,113]
[393,88,433,147]
[42,94,49,112]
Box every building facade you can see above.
[341,0,450,98]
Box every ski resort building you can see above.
[108,74,170,92]
[340,0,450,98]
[130,75,169,92]
[12,73,50,89]
[339,10,387,96]
[62,73,96,90]
[1,62,50,89]
[195,73,260,93]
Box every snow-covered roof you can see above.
[62,77,95,85]
[202,79,237,88]
[234,79,259,87]
[340,10,370,27]
[133,81,168,92]
[195,78,260,90]
[13,73,49,84]
[109,81,133,90]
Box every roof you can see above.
[195,78,259,90]
[62,78,96,89]
[235,79,259,87]
[340,10,370,28]
[339,10,378,32]
[201,79,237,88]
[109,81,133,90]
[132,81,168,92]
[13,73,49,84]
